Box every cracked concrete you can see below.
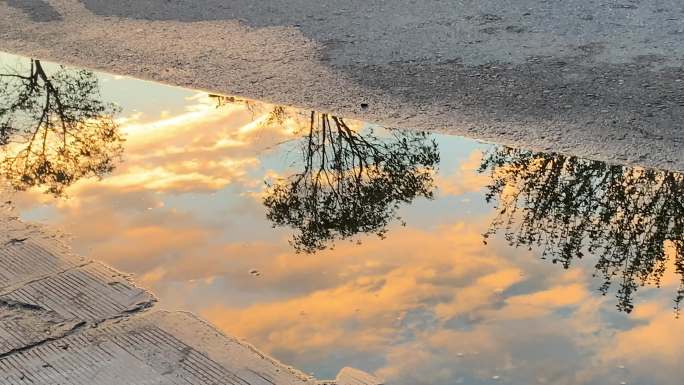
[0,0,681,172]
[0,312,315,384]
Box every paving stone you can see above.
[0,236,155,356]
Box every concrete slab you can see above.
[335,368,383,385]
[0,237,155,355]
[0,240,83,292]
[0,311,314,385]
[1,261,154,323]
[0,0,682,171]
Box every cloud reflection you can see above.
[9,85,684,384]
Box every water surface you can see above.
[1,52,683,385]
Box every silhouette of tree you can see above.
[479,147,684,313]
[0,59,123,195]
[209,94,287,126]
[263,112,440,253]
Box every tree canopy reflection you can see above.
[262,111,440,253]
[479,147,684,313]
[0,59,123,195]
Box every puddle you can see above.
[1,52,683,384]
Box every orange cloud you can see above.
[435,150,488,196]
[198,222,523,357]
[9,88,684,385]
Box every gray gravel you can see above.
[1,0,683,171]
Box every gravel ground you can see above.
[0,0,683,171]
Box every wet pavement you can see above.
[2,0,684,172]
[1,52,684,384]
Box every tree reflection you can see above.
[0,59,123,195]
[263,111,440,253]
[479,147,684,313]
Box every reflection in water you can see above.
[6,53,684,385]
[210,94,441,252]
[479,147,684,313]
[263,112,439,252]
[0,59,122,195]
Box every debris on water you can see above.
[492,375,500,380]
[249,269,262,277]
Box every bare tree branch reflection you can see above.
[263,112,440,253]
[479,147,684,313]
[0,59,123,195]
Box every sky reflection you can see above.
[3,53,684,385]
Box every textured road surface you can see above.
[0,0,683,171]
